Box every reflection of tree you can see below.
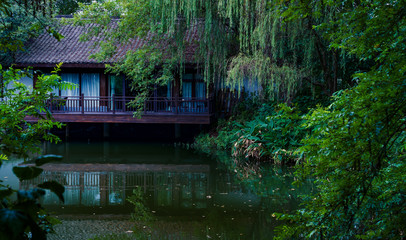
[127,187,155,238]
[216,162,316,239]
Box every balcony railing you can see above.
[47,94,213,115]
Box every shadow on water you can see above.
[3,141,313,239]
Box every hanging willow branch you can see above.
[72,0,353,102]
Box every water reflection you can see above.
[7,141,309,239]
[22,167,212,210]
[41,141,204,164]
[19,142,260,215]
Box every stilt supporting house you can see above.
[103,123,110,139]
[65,123,69,141]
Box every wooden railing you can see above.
[47,94,213,115]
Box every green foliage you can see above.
[70,0,179,112]
[12,166,43,181]
[0,1,61,66]
[55,0,92,15]
[233,104,307,165]
[106,47,175,117]
[127,187,155,238]
[0,3,69,239]
[275,71,406,239]
[194,121,238,153]
[0,65,68,239]
[37,180,65,203]
[0,154,64,239]
[0,65,68,158]
[273,0,406,238]
[195,98,269,153]
[71,0,358,108]
[195,99,310,165]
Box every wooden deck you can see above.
[25,95,214,124]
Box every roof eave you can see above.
[14,62,107,69]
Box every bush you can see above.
[233,103,307,165]
[195,100,309,165]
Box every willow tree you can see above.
[72,0,355,106]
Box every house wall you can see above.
[4,74,34,95]
[19,76,34,89]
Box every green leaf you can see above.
[0,188,14,199]
[38,181,65,203]
[46,28,65,41]
[12,167,43,181]
[34,155,63,166]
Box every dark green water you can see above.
[1,142,311,239]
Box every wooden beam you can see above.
[25,113,212,124]
[15,63,106,69]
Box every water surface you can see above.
[1,141,308,239]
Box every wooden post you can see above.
[175,124,181,140]
[50,93,53,113]
[175,97,179,114]
[100,174,107,206]
[65,123,69,141]
[81,93,84,114]
[112,94,115,114]
[174,74,180,114]
[79,172,84,205]
[103,123,110,139]
[153,89,157,112]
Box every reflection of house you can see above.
[20,164,211,210]
[19,163,259,212]
[15,20,213,124]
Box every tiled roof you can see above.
[15,21,200,66]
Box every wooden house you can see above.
[15,21,213,125]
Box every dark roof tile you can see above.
[15,21,200,66]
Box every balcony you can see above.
[25,94,214,124]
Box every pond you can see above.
[0,141,311,239]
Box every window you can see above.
[82,73,100,97]
[58,73,100,97]
[109,75,124,97]
[60,73,79,96]
[182,73,205,99]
